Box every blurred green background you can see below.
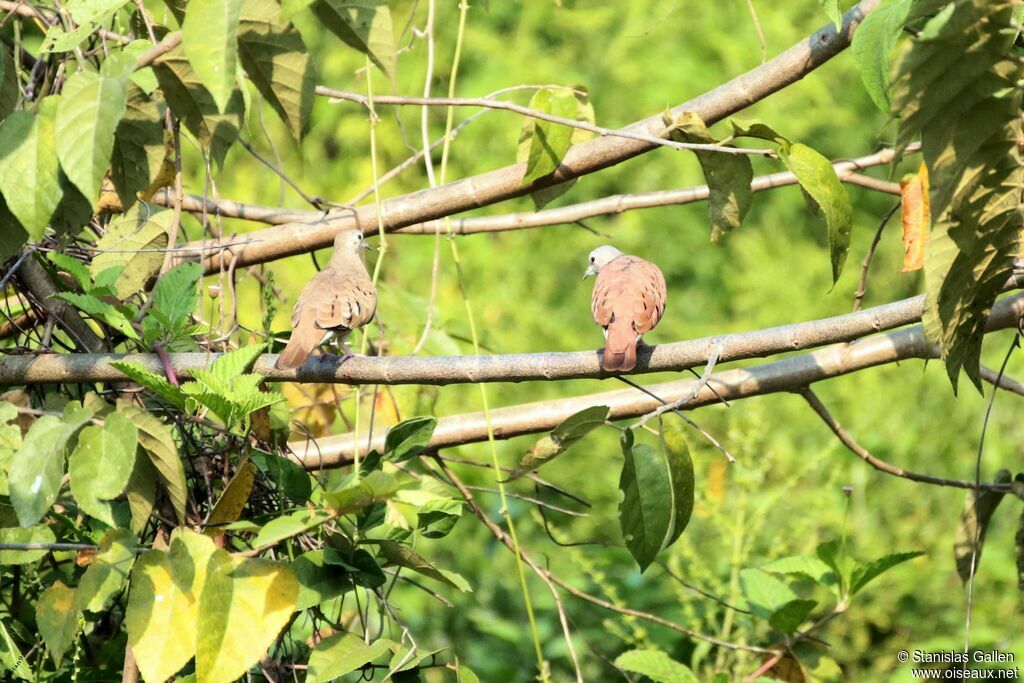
[169,0,1024,679]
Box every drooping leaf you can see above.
[666,111,753,241]
[90,203,173,299]
[56,71,127,207]
[760,555,837,586]
[516,88,578,186]
[111,361,187,408]
[182,0,243,113]
[118,404,188,524]
[68,411,139,524]
[205,460,258,534]
[378,541,472,591]
[818,0,842,29]
[778,142,853,283]
[614,649,698,683]
[728,118,789,145]
[252,507,331,548]
[307,633,396,683]
[953,470,1011,583]
[618,430,673,572]
[0,525,56,564]
[195,551,299,682]
[324,471,403,514]
[529,86,596,208]
[74,528,137,612]
[292,549,355,609]
[36,581,79,667]
[900,162,930,271]
[111,82,171,212]
[850,0,913,112]
[383,416,437,462]
[769,599,817,635]
[658,415,695,546]
[507,405,609,480]
[0,104,62,240]
[124,455,157,534]
[313,0,396,78]
[850,550,924,594]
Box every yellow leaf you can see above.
[196,551,299,683]
[204,460,258,536]
[900,162,930,272]
[125,529,216,683]
[36,581,78,667]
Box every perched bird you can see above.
[276,231,376,369]
[584,245,667,372]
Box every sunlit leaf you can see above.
[182,0,243,113]
[0,103,62,239]
[850,550,924,594]
[0,525,56,565]
[850,0,913,112]
[324,471,403,514]
[90,202,173,299]
[253,507,331,548]
[124,455,157,534]
[56,71,127,207]
[119,404,188,524]
[378,541,471,591]
[111,82,171,211]
[507,405,609,481]
[383,416,437,462]
[900,162,930,272]
[517,88,577,186]
[205,460,258,534]
[614,649,698,683]
[68,411,138,524]
[618,429,672,572]
[307,633,396,683]
[36,581,79,666]
[658,415,695,546]
[74,528,137,612]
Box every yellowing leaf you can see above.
[205,460,257,535]
[119,404,188,525]
[900,162,931,272]
[74,528,137,613]
[195,551,298,682]
[90,203,172,299]
[36,581,79,667]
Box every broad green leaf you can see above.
[52,292,138,340]
[111,82,170,211]
[195,551,298,683]
[126,529,217,683]
[383,416,437,462]
[850,0,913,112]
[769,599,817,635]
[324,471,403,514]
[740,568,797,620]
[238,18,316,140]
[417,498,463,539]
[816,539,856,595]
[778,142,853,283]
[760,555,837,586]
[111,362,187,408]
[47,252,92,291]
[517,88,577,185]
[614,649,698,683]
[149,261,203,343]
[90,203,173,299]
[68,412,139,524]
[154,45,245,167]
[210,343,265,380]
[819,0,842,29]
[36,581,79,667]
[0,46,16,123]
[728,117,788,145]
[529,87,595,208]
[119,404,188,524]
[0,195,27,262]
[253,507,331,548]
[313,0,396,78]
[324,547,386,589]
[40,2,131,54]
[618,430,672,572]
[75,528,137,612]
[0,525,56,564]
[205,460,258,534]
[51,171,93,234]
[0,618,32,680]
[182,0,243,113]
[378,541,471,591]
[953,470,1010,583]
[250,450,312,503]
[666,111,753,241]
[507,405,609,480]
[292,549,355,609]
[282,0,318,20]
[125,455,157,534]
[307,633,396,683]
[850,550,924,594]
[0,105,62,239]
[9,402,93,526]
[659,415,695,546]
[56,71,127,207]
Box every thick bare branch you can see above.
[0,286,991,387]
[17,257,104,353]
[290,293,1024,468]
[176,1,882,274]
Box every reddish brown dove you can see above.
[585,245,667,372]
[276,231,376,369]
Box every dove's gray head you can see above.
[583,245,624,278]
[334,230,373,253]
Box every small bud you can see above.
[208,285,221,299]
[842,485,853,497]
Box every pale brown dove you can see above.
[276,231,376,369]
[585,245,667,372]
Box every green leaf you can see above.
[253,508,331,548]
[47,252,93,292]
[383,416,437,462]
[292,549,355,609]
[111,362,187,408]
[416,498,463,539]
[313,0,396,78]
[36,581,79,667]
[507,405,609,480]
[8,402,93,526]
[728,118,789,145]
[238,16,316,141]
[658,415,695,546]
[249,450,312,503]
[740,568,798,620]
[614,649,698,683]
[953,470,1011,583]
[149,261,203,341]
[111,82,169,211]
[307,632,396,683]
[53,291,138,339]
[0,104,62,240]
[850,0,913,112]
[850,550,924,594]
[0,525,56,564]
[517,88,577,185]
[153,45,245,167]
[760,555,837,586]
[56,71,127,207]
[769,599,817,635]
[124,455,157,534]
[819,0,842,29]
[68,412,139,524]
[378,541,472,591]
[0,45,18,124]
[529,87,595,208]
[778,142,853,283]
[119,404,188,524]
[0,617,32,680]
[282,0,317,20]
[90,203,172,299]
[75,528,137,612]
[182,0,243,113]
[666,111,754,241]
[618,430,673,572]
[325,471,403,514]
[0,196,27,262]
[195,551,299,682]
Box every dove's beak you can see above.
[583,264,598,279]
[361,239,374,250]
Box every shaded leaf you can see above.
[517,88,577,185]
[900,161,931,271]
[148,261,203,345]
[111,82,171,212]
[68,411,139,524]
[507,405,609,481]
[307,633,396,683]
[659,415,695,546]
[90,203,172,299]
[313,0,396,78]
[292,549,354,609]
[618,430,672,572]
[769,599,817,635]
[56,71,127,207]
[182,0,243,113]
[378,541,471,591]
[850,550,924,594]
[36,581,79,667]
[75,528,137,612]
[324,471,403,514]
[119,404,188,524]
[111,361,187,408]
[205,460,258,533]
[384,416,437,462]
[417,498,463,539]
[250,450,312,503]
[953,470,1011,583]
[740,568,797,620]
[124,455,157,534]
[760,555,837,586]
[850,0,913,112]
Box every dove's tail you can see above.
[277,319,324,369]
[602,320,639,372]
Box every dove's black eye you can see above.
[590,256,595,263]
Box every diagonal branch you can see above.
[175,0,883,274]
[288,292,1024,469]
[2,286,999,387]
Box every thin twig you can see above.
[853,201,901,311]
